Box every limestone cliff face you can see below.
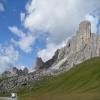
[76,21,91,51]
[77,21,91,43]
[36,20,100,72]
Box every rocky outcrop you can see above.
[35,57,44,69]
[12,67,19,76]
[0,67,29,79]
[1,71,12,78]
[35,49,59,69]
[23,68,29,75]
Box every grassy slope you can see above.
[18,57,100,100]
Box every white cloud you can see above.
[12,34,35,53]
[18,65,26,70]
[9,0,100,60]
[0,3,5,12]
[9,26,25,38]
[20,12,25,22]
[38,37,70,61]
[38,43,57,62]
[9,26,36,53]
[0,44,19,73]
[22,0,100,43]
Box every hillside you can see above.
[18,57,100,100]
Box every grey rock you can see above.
[23,68,29,75]
[1,71,12,78]
[35,57,44,69]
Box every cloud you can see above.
[9,0,100,60]
[0,44,19,73]
[38,37,70,61]
[0,2,5,12]
[20,12,25,22]
[23,0,100,43]
[12,35,35,53]
[9,26,25,38]
[9,26,36,53]
[85,14,98,33]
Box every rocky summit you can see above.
[0,67,29,79]
[0,20,100,93]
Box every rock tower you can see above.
[78,21,91,43]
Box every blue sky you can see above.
[0,0,100,73]
[0,0,38,71]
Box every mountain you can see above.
[18,57,100,100]
[35,20,100,72]
[0,20,100,96]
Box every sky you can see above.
[0,0,100,73]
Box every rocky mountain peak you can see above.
[12,67,19,75]
[35,20,100,71]
[35,57,44,69]
[77,20,91,44]
[23,67,29,75]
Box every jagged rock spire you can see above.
[35,57,44,69]
[77,20,91,44]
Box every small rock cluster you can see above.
[0,67,29,79]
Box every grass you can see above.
[17,57,100,100]
[0,57,100,99]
